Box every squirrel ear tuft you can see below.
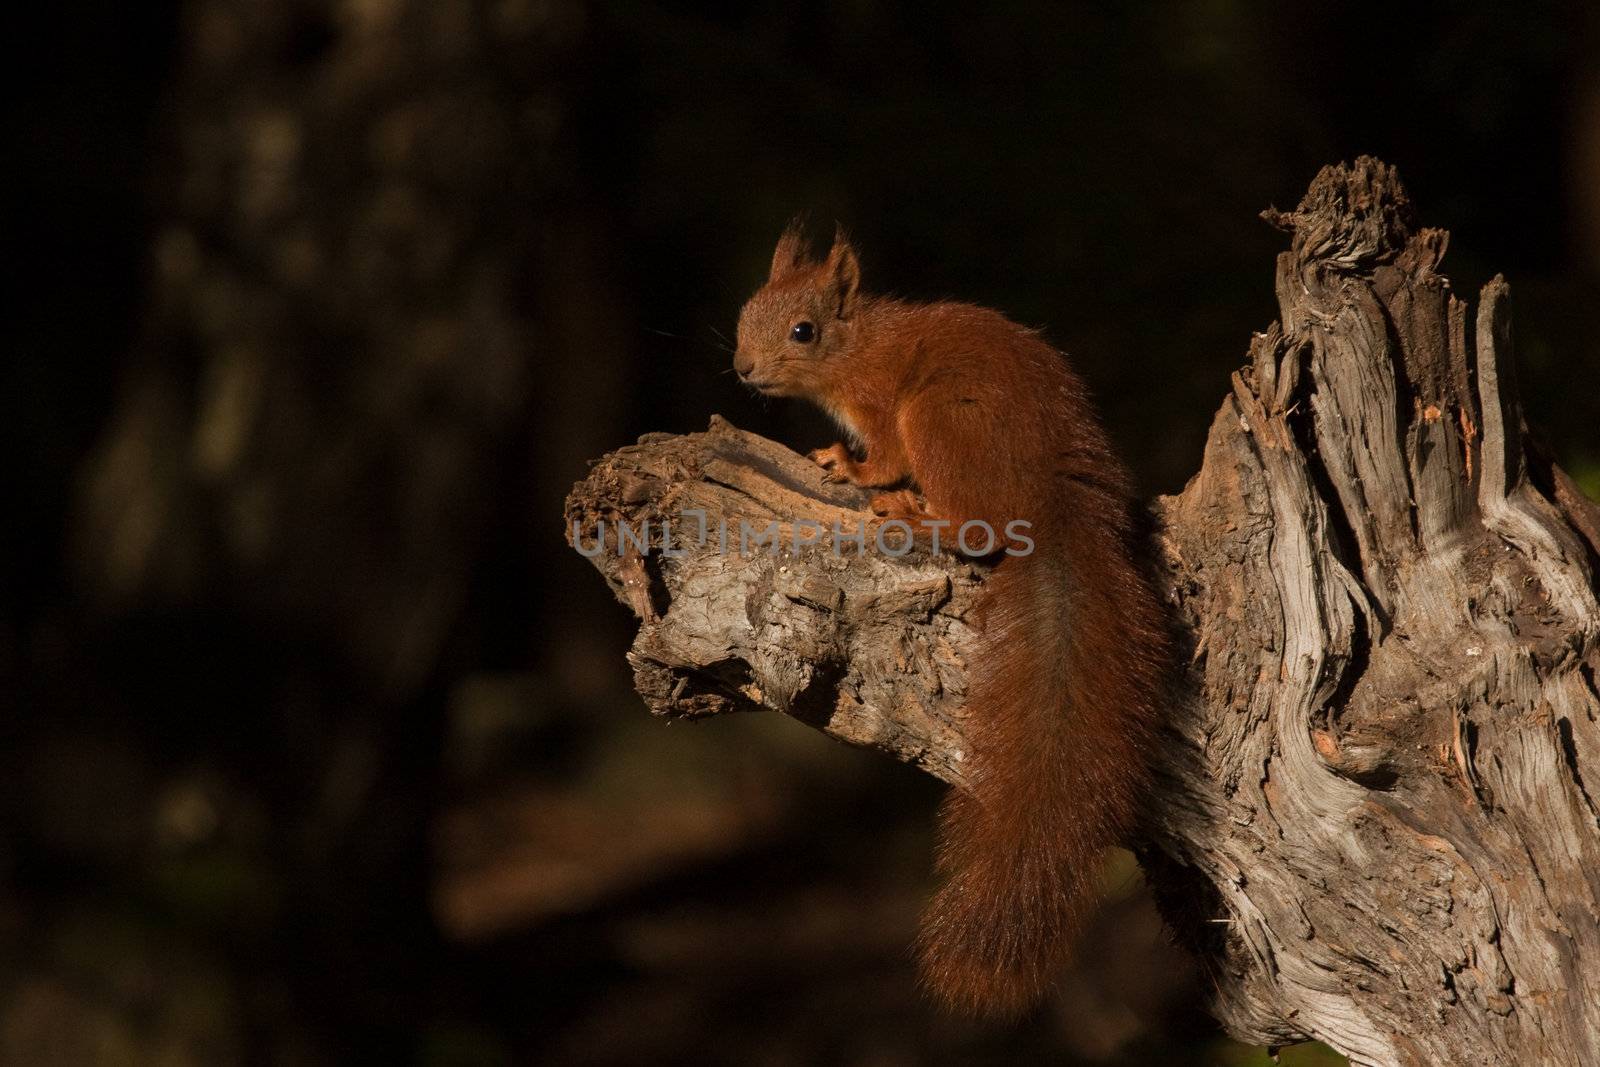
[823,225,860,319]
[769,218,812,282]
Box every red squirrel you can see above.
[733,224,1170,1017]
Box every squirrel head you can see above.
[733,222,861,398]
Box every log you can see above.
[564,158,1600,1067]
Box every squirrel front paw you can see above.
[809,442,857,484]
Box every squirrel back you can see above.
[733,224,1170,1016]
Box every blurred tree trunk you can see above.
[568,158,1600,1067]
[64,0,623,1051]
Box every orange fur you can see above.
[733,227,1170,1017]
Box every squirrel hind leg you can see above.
[868,489,927,522]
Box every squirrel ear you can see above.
[823,226,860,319]
[769,219,811,282]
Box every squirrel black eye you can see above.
[790,321,817,344]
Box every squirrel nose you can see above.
[734,352,755,379]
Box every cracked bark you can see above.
[565,158,1600,1067]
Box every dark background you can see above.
[5,1,1598,1063]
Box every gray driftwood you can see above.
[565,158,1600,1067]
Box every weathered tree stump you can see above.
[565,158,1600,1067]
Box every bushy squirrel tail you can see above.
[915,512,1168,1017]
